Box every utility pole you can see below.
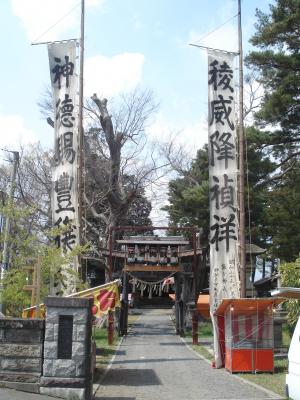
[0,151,19,313]
[77,0,85,279]
[238,0,246,298]
[192,228,198,345]
[78,0,85,245]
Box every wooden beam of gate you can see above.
[123,265,180,272]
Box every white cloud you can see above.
[11,0,105,42]
[148,113,208,155]
[84,53,145,98]
[0,113,38,149]
[189,23,238,54]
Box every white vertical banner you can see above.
[208,50,240,367]
[48,41,79,294]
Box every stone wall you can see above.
[0,297,93,399]
[0,318,45,393]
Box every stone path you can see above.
[94,308,282,400]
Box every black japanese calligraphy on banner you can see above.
[208,51,240,367]
[208,50,240,368]
[48,42,79,260]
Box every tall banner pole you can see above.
[207,50,240,367]
[238,0,246,298]
[78,0,85,250]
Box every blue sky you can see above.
[0,0,272,156]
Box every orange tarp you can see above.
[168,294,210,320]
[197,294,210,319]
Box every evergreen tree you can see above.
[246,0,300,164]
[265,160,300,261]
[245,0,300,261]
[162,146,209,244]
[280,257,300,327]
[244,127,275,249]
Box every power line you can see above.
[192,13,238,45]
[31,2,81,44]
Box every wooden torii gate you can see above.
[108,226,202,344]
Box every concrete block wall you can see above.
[0,318,45,393]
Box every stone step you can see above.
[0,381,40,394]
[0,371,40,383]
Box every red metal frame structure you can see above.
[108,226,199,345]
[215,298,283,372]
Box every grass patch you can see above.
[93,326,118,360]
[185,320,213,339]
[238,358,288,398]
[191,342,288,398]
[93,325,119,381]
[93,313,140,381]
[191,343,214,362]
[188,321,288,398]
[198,321,213,337]
[186,321,214,361]
[282,323,292,347]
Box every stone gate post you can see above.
[40,296,93,400]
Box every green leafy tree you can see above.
[246,0,300,169]
[2,268,31,316]
[2,243,90,317]
[163,126,300,262]
[0,203,41,268]
[0,202,89,315]
[244,127,275,249]
[280,258,300,327]
[245,1,300,260]
[123,191,152,228]
[265,161,300,261]
[163,146,209,243]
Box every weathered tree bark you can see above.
[90,94,139,273]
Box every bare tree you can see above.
[17,144,52,234]
[0,144,52,241]
[83,89,163,249]
[38,87,167,269]
[243,72,264,125]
